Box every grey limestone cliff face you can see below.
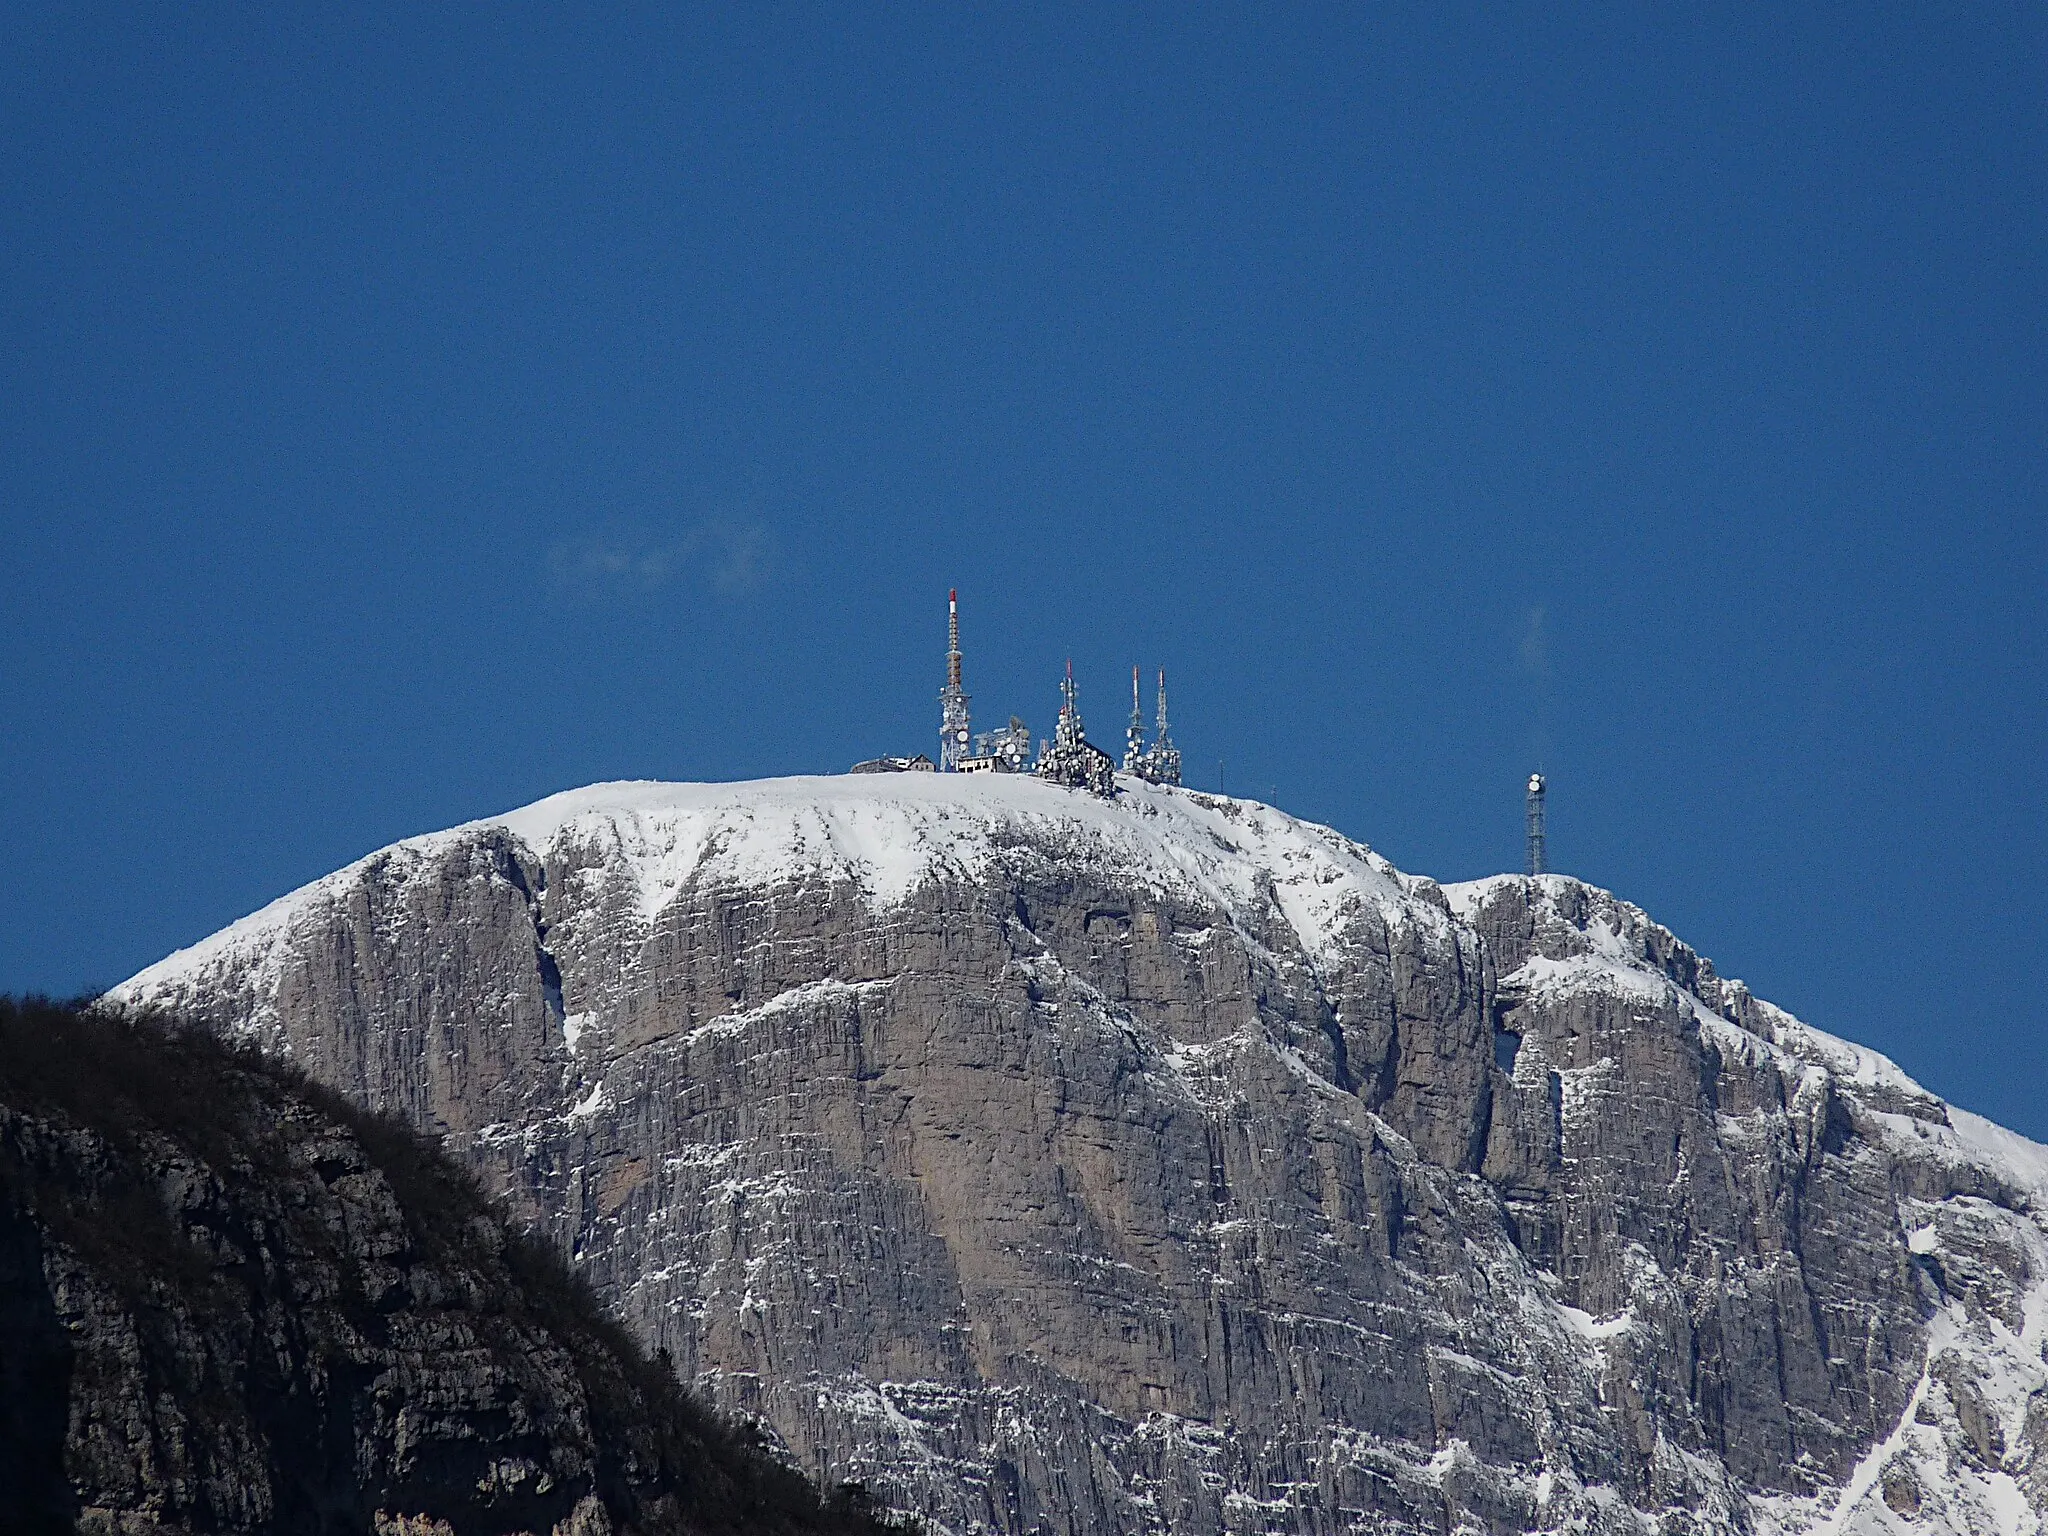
[116,778,2048,1536]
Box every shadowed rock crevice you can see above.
[0,1203,75,1531]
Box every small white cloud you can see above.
[1519,605,1550,678]
[548,520,771,599]
[704,523,768,595]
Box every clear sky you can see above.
[5,8,2045,1133]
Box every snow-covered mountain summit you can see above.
[120,772,1444,1024]
[114,775,2048,1536]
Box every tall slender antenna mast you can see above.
[1148,668,1180,785]
[939,589,972,771]
[1525,773,1547,876]
[1125,665,1145,771]
[947,591,961,690]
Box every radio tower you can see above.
[1125,665,1146,771]
[939,589,972,771]
[1150,668,1181,785]
[1057,659,1080,743]
[1036,659,1115,795]
[1525,773,1547,876]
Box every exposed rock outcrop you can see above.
[113,775,2048,1536]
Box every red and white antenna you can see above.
[946,589,962,691]
[939,588,971,769]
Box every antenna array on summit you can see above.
[849,589,1183,798]
[1124,667,1181,786]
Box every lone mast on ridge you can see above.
[1526,773,1547,876]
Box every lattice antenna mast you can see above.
[1525,773,1547,876]
[1035,658,1115,795]
[1125,665,1146,771]
[1150,668,1181,784]
[939,588,972,771]
[1043,657,1087,760]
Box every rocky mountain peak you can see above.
[112,775,2048,1536]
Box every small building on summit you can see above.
[958,717,1032,774]
[850,754,936,774]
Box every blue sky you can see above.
[5,7,2045,1133]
